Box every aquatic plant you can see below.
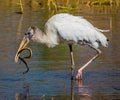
[16,0,24,14]
[88,0,120,6]
[5,0,120,13]
[47,0,57,11]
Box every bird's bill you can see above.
[15,37,30,63]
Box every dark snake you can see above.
[18,47,32,74]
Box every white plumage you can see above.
[15,13,109,79]
[44,13,108,48]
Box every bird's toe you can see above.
[75,70,82,80]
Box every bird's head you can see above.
[14,26,37,63]
[24,26,37,40]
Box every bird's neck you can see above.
[33,28,58,48]
[32,29,49,44]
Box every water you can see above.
[0,1,120,100]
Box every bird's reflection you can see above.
[15,83,45,100]
[15,80,92,100]
[15,83,29,100]
[71,80,92,100]
[71,80,75,100]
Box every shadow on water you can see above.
[0,0,120,100]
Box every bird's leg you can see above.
[69,44,75,80]
[76,44,101,80]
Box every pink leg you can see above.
[76,44,101,80]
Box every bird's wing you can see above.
[45,13,108,48]
[53,14,97,43]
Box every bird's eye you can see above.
[27,32,31,35]
[25,32,31,35]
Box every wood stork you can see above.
[15,13,109,80]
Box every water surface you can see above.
[0,1,120,100]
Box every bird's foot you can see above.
[75,69,82,80]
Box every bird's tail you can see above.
[95,27,109,32]
[96,32,109,48]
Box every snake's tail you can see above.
[19,56,29,74]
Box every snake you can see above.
[18,47,32,74]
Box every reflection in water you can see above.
[16,78,120,100]
[15,80,92,100]
[15,83,46,100]
[71,80,93,100]
[71,80,74,100]
[75,80,92,100]
[0,0,120,100]
[17,14,23,41]
[15,83,29,100]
